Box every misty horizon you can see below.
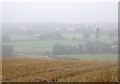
[1,1,118,82]
[2,2,118,24]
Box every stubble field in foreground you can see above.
[2,58,118,82]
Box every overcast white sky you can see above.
[1,0,119,3]
[1,0,119,24]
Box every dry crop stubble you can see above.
[2,58,118,82]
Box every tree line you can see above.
[52,42,117,55]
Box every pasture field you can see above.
[4,34,117,49]
[13,47,118,61]
[11,35,38,41]
[62,33,115,43]
[5,40,84,48]
[10,33,117,43]
[57,54,118,62]
[2,58,118,82]
[3,33,118,62]
[13,48,118,61]
[3,39,117,48]
[62,33,83,40]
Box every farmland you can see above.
[2,33,118,82]
[2,4,118,82]
[3,33,118,61]
[2,58,118,82]
[5,40,83,48]
[4,33,118,50]
[56,54,118,62]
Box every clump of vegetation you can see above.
[38,32,64,40]
[52,41,117,56]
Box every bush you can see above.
[2,45,14,57]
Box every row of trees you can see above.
[39,32,64,40]
[3,30,117,43]
[52,42,117,55]
[2,43,118,57]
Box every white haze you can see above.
[2,2,118,24]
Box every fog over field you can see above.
[1,1,119,82]
[2,2,118,61]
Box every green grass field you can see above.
[57,54,118,62]
[62,33,83,39]
[8,34,117,49]
[4,34,117,48]
[10,33,117,43]
[11,35,38,41]
[14,48,118,62]
[5,40,84,48]
[63,33,117,43]
[14,53,118,62]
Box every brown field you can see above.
[2,57,118,82]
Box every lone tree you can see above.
[2,35,11,43]
[2,45,14,57]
